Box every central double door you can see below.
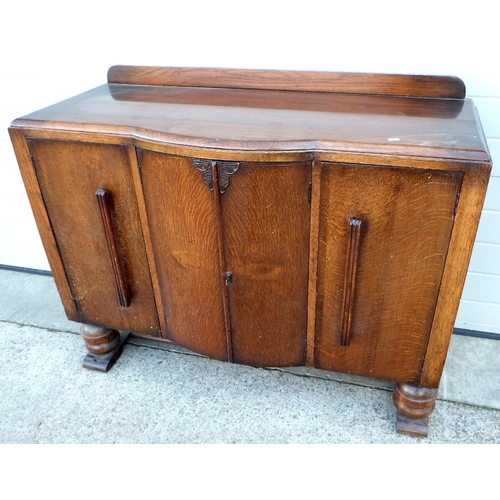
[138,150,311,366]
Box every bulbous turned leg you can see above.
[81,324,130,372]
[393,382,438,437]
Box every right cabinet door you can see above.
[220,161,311,367]
[314,163,463,382]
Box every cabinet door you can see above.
[138,151,229,360]
[138,152,311,366]
[220,162,311,367]
[28,140,160,336]
[315,163,462,382]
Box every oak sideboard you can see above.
[9,66,492,437]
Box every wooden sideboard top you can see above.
[10,66,490,163]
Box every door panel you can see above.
[221,162,311,366]
[138,151,228,360]
[315,163,462,381]
[29,140,160,336]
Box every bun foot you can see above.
[81,325,130,372]
[393,382,438,437]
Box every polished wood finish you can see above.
[8,129,79,321]
[420,166,492,387]
[81,326,130,372]
[81,324,121,355]
[26,140,160,337]
[9,66,492,436]
[211,162,234,362]
[12,75,487,162]
[138,151,228,360]
[393,383,438,437]
[314,164,462,382]
[220,162,311,366]
[95,189,131,308]
[108,65,466,98]
[127,146,169,338]
[339,219,362,347]
[306,161,322,367]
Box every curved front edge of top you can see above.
[8,78,489,165]
[9,120,492,168]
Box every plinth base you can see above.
[83,332,130,372]
[396,411,429,437]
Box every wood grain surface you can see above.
[11,79,488,163]
[7,66,493,435]
[8,129,79,321]
[28,140,160,336]
[95,189,131,308]
[220,162,311,366]
[137,151,228,360]
[108,66,466,99]
[8,67,492,400]
[314,163,462,382]
[420,164,491,387]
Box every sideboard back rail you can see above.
[108,66,466,100]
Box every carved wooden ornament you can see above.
[192,158,239,194]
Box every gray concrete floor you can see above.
[1,268,499,443]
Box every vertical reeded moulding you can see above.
[95,189,131,308]
[81,189,133,372]
[339,218,362,347]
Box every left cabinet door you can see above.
[137,150,229,361]
[28,140,160,337]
